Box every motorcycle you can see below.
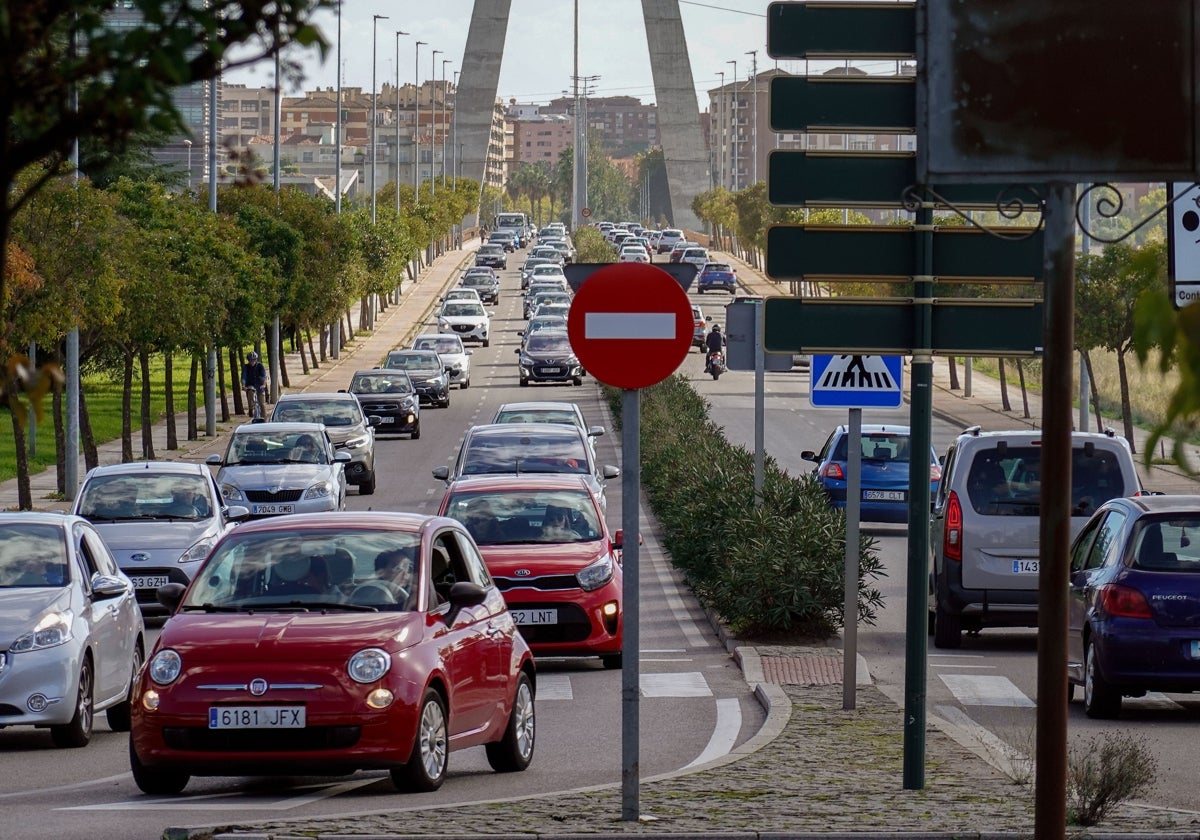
[708,351,726,380]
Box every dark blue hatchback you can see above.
[1068,495,1200,718]
[696,262,737,294]
[802,424,941,523]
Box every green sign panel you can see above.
[766,226,1045,281]
[767,1,916,59]
[770,77,915,133]
[763,297,1044,356]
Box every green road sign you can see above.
[767,1,916,59]
[763,296,1044,356]
[770,76,915,133]
[767,151,1034,209]
[766,225,1045,281]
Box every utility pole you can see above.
[442,58,452,188]
[715,71,725,188]
[414,41,426,203]
[334,0,343,214]
[430,49,441,197]
[727,59,738,191]
[745,49,758,185]
[370,14,388,224]
[395,30,408,214]
[572,0,580,228]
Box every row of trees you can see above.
[2,171,479,507]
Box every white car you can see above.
[681,246,710,270]
[412,332,473,389]
[442,288,483,305]
[437,299,491,346]
[619,245,651,264]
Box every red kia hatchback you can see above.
[439,475,624,669]
[129,512,535,794]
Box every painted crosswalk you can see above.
[936,672,1192,711]
[537,671,714,701]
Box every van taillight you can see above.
[820,462,845,480]
[944,491,963,563]
[1098,584,1153,619]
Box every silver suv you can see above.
[929,426,1141,649]
[270,393,380,494]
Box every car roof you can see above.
[835,424,912,434]
[444,474,595,494]
[232,421,326,434]
[354,368,410,377]
[276,392,357,403]
[1119,494,1200,514]
[469,422,585,440]
[414,333,465,345]
[497,401,580,413]
[954,427,1127,445]
[227,510,458,537]
[85,460,209,478]
[0,511,80,527]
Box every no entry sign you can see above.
[566,262,694,390]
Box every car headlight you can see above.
[400,396,415,409]
[220,483,245,502]
[430,374,447,388]
[304,481,335,500]
[519,354,535,367]
[577,555,614,592]
[178,536,216,565]
[149,649,182,685]
[343,433,371,450]
[437,319,451,331]
[9,610,73,653]
[348,648,392,683]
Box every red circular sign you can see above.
[567,263,694,389]
[581,207,592,218]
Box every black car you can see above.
[383,349,451,408]
[461,273,499,305]
[475,244,508,270]
[348,369,421,438]
[516,330,585,387]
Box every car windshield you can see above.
[273,400,362,427]
[227,432,329,466]
[385,352,441,372]
[526,334,573,354]
[77,473,213,521]
[480,245,503,254]
[833,433,913,464]
[181,528,423,611]
[444,489,601,545]
[445,290,477,300]
[0,524,70,588]
[705,263,732,273]
[533,267,563,276]
[536,294,571,306]
[463,277,492,287]
[461,432,589,477]
[442,302,486,317]
[414,337,464,355]
[495,409,579,427]
[964,446,1128,517]
[528,318,567,333]
[535,305,570,319]
[351,373,413,395]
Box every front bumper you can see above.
[495,585,622,657]
[519,361,584,383]
[0,644,85,727]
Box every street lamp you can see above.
[727,59,738,191]
[395,29,409,214]
[452,69,460,185]
[745,49,758,185]
[414,41,426,202]
[430,49,441,197]
[441,58,452,188]
[334,0,343,214]
[370,13,389,224]
[715,71,725,189]
[183,138,192,190]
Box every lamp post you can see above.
[183,139,192,190]
[430,49,441,197]
[414,41,426,202]
[395,29,409,214]
[727,59,738,191]
[715,71,725,189]
[441,58,452,188]
[370,13,389,224]
[452,69,460,185]
[334,0,343,214]
[745,49,758,185]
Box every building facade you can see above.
[542,96,658,156]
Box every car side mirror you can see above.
[91,574,130,601]
[587,425,606,438]
[602,465,621,479]
[611,530,624,550]
[800,450,818,462]
[448,581,487,610]
[514,348,521,354]
[225,505,251,522]
[157,582,187,612]
[206,454,223,466]
[432,465,450,481]
[466,350,474,356]
[334,451,352,463]
[367,415,382,427]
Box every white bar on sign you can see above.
[585,312,676,340]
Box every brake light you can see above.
[944,491,963,563]
[1098,584,1153,619]
[820,462,845,480]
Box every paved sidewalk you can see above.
[0,241,477,512]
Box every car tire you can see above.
[439,397,450,408]
[51,658,94,748]
[461,377,470,390]
[129,737,190,795]
[933,601,962,649]
[485,673,535,773]
[105,643,143,733]
[359,471,377,496]
[573,377,583,386]
[411,421,421,440]
[483,338,490,348]
[1083,640,1122,719]
[519,378,529,387]
[601,653,623,670]
[927,608,936,636]
[392,689,448,792]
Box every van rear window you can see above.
[965,446,1128,517]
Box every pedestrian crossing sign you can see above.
[810,354,903,409]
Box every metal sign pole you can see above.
[621,387,641,821]
[754,300,765,504]
[843,407,861,709]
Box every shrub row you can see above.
[603,374,885,638]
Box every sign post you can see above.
[566,262,693,821]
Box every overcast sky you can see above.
[226,0,788,111]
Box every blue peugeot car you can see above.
[696,261,738,294]
[802,424,942,523]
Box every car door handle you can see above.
[485,623,505,638]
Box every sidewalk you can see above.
[0,241,477,512]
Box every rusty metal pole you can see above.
[1034,181,1075,840]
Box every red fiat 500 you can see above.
[439,475,624,669]
[129,512,535,794]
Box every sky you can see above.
[225,0,788,111]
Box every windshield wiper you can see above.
[181,603,247,612]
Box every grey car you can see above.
[270,392,381,494]
[73,461,249,615]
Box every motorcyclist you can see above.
[240,351,268,416]
[704,323,725,372]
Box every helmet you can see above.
[712,324,721,332]
[247,351,259,362]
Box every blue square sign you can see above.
[810,354,904,409]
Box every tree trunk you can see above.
[345,309,354,343]
[319,325,328,363]
[306,328,318,370]
[187,354,199,441]
[122,351,134,462]
[278,346,289,395]
[217,347,229,422]
[359,298,369,335]
[11,411,31,510]
[229,347,243,415]
[1016,359,1031,419]
[947,357,960,391]
[1084,351,1104,432]
[164,351,178,449]
[53,388,65,493]
[297,324,311,374]
[139,348,155,460]
[998,358,1012,412]
[1117,348,1136,454]
[80,389,98,471]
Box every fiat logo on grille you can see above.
[249,678,268,696]
[515,569,531,577]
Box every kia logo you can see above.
[249,678,268,696]
[515,569,531,577]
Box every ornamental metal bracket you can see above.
[1077,182,1195,245]
[901,184,1046,241]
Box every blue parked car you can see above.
[1068,495,1200,719]
[696,261,737,294]
[802,424,941,523]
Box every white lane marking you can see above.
[585,312,676,340]
[683,698,742,769]
[929,654,985,659]
[646,537,708,649]
[940,674,1035,707]
[0,773,131,801]
[1129,691,1186,710]
[641,671,711,698]
[934,704,1032,779]
[537,673,573,701]
[640,658,693,663]
[63,778,377,811]
[642,649,686,654]
[931,663,997,669]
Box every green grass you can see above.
[1,354,211,485]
